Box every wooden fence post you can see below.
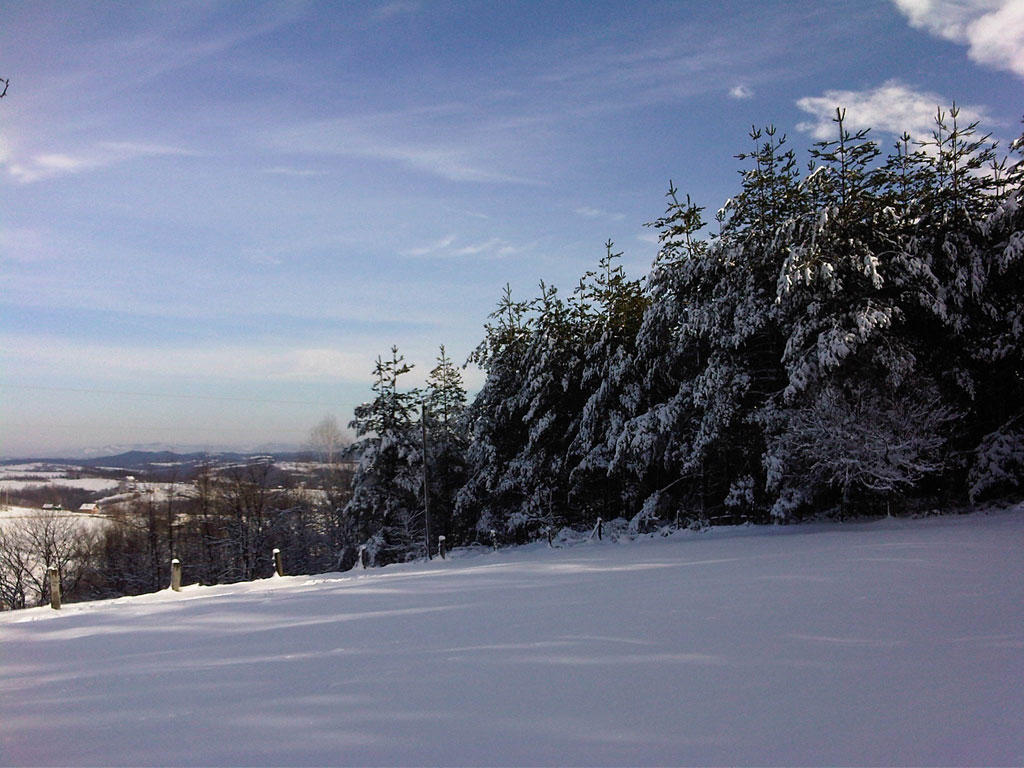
[490,529,498,552]
[437,535,446,560]
[596,516,603,541]
[170,558,182,591]
[359,545,368,569]
[273,548,284,577]
[49,566,61,610]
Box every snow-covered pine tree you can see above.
[968,119,1024,502]
[424,345,470,544]
[765,109,952,518]
[611,187,709,526]
[450,110,1022,537]
[344,346,423,565]
[456,285,534,540]
[496,281,588,535]
[567,241,648,526]
[681,126,803,521]
[893,106,1005,499]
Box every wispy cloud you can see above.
[401,235,458,257]
[86,5,306,95]
[729,84,754,99]
[0,226,68,263]
[2,335,375,384]
[259,10,800,186]
[5,140,198,183]
[8,153,98,183]
[795,80,990,140]
[265,110,545,185]
[893,0,1024,78]
[97,141,198,157]
[400,234,526,259]
[261,166,329,177]
[371,1,420,21]
[510,5,836,121]
[575,206,626,222]
[452,238,524,257]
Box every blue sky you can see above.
[1,0,1022,457]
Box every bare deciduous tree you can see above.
[309,415,346,465]
[0,511,95,609]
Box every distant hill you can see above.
[2,450,314,470]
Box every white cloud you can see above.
[8,153,97,183]
[795,80,990,140]
[401,234,458,257]
[261,166,329,177]
[453,238,520,257]
[267,112,542,185]
[371,1,420,21]
[97,141,198,158]
[729,84,754,99]
[575,206,626,221]
[399,234,527,259]
[893,0,1024,77]
[5,140,197,183]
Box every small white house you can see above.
[79,502,100,513]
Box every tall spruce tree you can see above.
[498,281,588,535]
[345,346,423,565]
[611,188,709,525]
[967,120,1024,502]
[424,346,470,544]
[673,126,802,521]
[568,241,648,525]
[456,285,534,540]
[444,108,1023,540]
[764,110,953,517]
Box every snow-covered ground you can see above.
[2,510,1022,767]
[0,477,121,492]
[94,482,196,506]
[0,505,110,532]
[0,464,66,478]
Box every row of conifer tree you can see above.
[344,107,1024,565]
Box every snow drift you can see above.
[2,509,1022,766]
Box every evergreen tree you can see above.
[968,120,1024,502]
[345,346,423,565]
[456,286,534,540]
[765,109,938,517]
[568,241,648,525]
[424,346,470,544]
[444,108,1023,540]
[611,188,709,525]
[502,281,589,534]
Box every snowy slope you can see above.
[2,510,1022,767]
[0,477,121,492]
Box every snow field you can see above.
[0,477,122,492]
[0,506,108,530]
[1,510,1022,766]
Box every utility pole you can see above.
[421,402,432,559]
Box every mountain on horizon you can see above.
[1,449,313,470]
